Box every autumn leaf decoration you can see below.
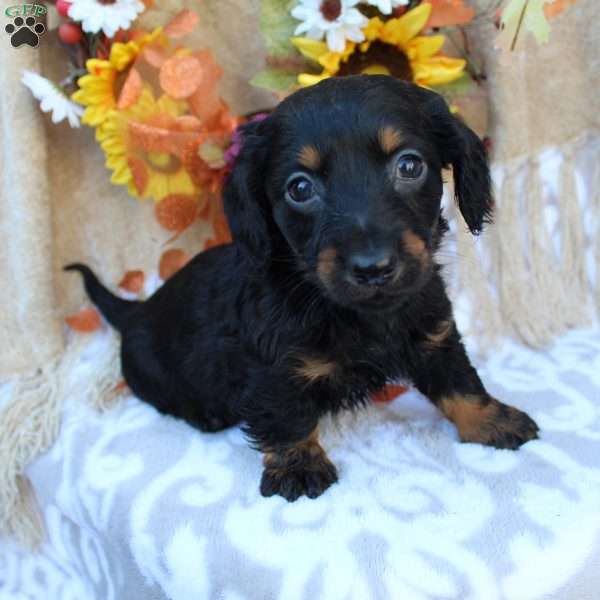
[425,0,475,28]
[371,384,409,404]
[497,0,578,54]
[65,307,102,332]
[73,8,238,249]
[159,248,191,281]
[118,270,145,294]
[544,0,577,18]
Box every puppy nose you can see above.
[349,250,396,287]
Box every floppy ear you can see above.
[424,93,493,235]
[223,118,272,264]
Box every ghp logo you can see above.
[4,4,46,48]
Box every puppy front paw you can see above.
[260,454,338,501]
[442,395,539,450]
[478,402,539,449]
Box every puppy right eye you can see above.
[286,175,315,204]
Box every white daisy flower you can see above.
[68,0,145,38]
[292,0,369,52]
[360,0,409,15]
[22,71,84,128]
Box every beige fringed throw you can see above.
[1,0,598,548]
[458,1,600,346]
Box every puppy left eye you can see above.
[396,154,424,179]
[286,175,317,204]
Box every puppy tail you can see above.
[64,263,140,332]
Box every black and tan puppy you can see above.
[67,75,538,501]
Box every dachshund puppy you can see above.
[67,75,538,501]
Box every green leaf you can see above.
[250,68,298,92]
[432,73,474,97]
[497,0,553,53]
[260,0,299,59]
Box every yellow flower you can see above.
[293,3,465,88]
[98,87,197,201]
[72,28,164,134]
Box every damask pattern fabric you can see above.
[2,325,600,600]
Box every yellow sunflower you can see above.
[72,28,164,134]
[98,87,198,201]
[292,3,465,88]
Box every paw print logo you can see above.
[5,16,45,48]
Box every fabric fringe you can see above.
[557,145,590,328]
[454,133,598,349]
[591,143,600,313]
[452,189,503,349]
[0,361,62,549]
[0,332,121,549]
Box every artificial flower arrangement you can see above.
[22,0,578,243]
[22,3,238,245]
[253,0,579,140]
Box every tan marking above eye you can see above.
[378,126,403,155]
[297,145,321,170]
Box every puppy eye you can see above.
[286,175,315,204]
[396,154,424,179]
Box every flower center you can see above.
[337,41,413,81]
[97,0,117,5]
[144,151,181,174]
[320,0,342,21]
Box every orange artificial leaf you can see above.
[425,0,475,28]
[128,121,199,157]
[65,307,102,332]
[118,270,145,293]
[371,384,409,404]
[142,44,168,68]
[164,9,200,38]
[159,55,204,99]
[112,379,129,394]
[117,67,143,109]
[173,115,204,132]
[181,143,215,187]
[128,29,147,42]
[204,215,232,249]
[155,194,198,232]
[159,248,190,280]
[544,0,576,18]
[193,50,223,86]
[112,29,129,44]
[188,91,224,124]
[128,156,149,195]
[105,378,130,404]
[145,113,176,129]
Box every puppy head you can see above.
[223,75,492,312]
